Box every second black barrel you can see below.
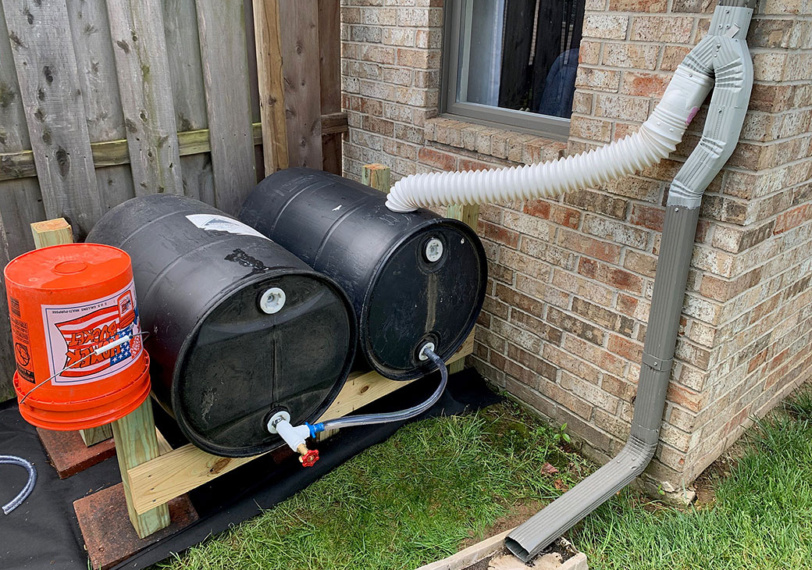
[239,168,487,380]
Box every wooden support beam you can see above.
[111,399,171,538]
[30,218,114,447]
[253,0,289,173]
[444,203,481,375]
[362,164,391,194]
[126,334,474,516]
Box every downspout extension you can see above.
[506,2,755,562]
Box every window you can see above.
[442,0,586,140]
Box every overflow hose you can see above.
[0,455,37,514]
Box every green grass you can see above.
[159,401,590,570]
[574,383,812,570]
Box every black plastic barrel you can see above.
[239,168,487,380]
[87,195,357,457]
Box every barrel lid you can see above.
[4,243,132,291]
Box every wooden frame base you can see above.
[118,335,473,526]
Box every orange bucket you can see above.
[4,243,151,430]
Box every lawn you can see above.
[160,383,812,570]
[159,401,591,570]
[574,383,812,570]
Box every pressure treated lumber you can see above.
[111,398,171,538]
[30,218,114,447]
[362,164,392,193]
[127,334,474,516]
[445,203,480,374]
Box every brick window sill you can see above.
[425,116,567,165]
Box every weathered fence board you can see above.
[195,0,256,215]
[66,0,135,212]
[163,0,214,204]
[253,0,288,174]
[279,0,323,169]
[107,0,183,197]
[4,0,102,237]
[319,0,342,175]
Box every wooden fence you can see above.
[0,0,345,401]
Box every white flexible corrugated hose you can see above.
[385,65,714,213]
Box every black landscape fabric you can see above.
[0,368,500,570]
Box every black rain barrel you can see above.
[87,195,357,457]
[239,168,488,380]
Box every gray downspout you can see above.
[506,0,757,562]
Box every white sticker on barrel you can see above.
[186,214,270,240]
[41,281,143,385]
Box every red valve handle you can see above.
[299,449,319,467]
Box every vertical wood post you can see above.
[111,399,171,538]
[30,219,113,447]
[253,0,289,173]
[445,204,481,375]
[362,164,391,193]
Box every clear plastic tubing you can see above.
[315,348,448,431]
[0,455,37,514]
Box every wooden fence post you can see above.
[30,219,113,447]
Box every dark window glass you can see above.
[454,0,585,120]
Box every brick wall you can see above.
[340,0,812,494]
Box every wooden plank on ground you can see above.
[279,0,322,169]
[252,0,288,173]
[127,334,474,516]
[319,0,342,175]
[67,0,135,212]
[107,0,183,197]
[3,0,102,237]
[195,0,256,215]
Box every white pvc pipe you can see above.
[385,65,714,213]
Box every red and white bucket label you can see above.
[41,281,143,385]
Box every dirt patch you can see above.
[459,501,544,549]
[694,451,741,507]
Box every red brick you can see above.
[578,258,644,294]
[559,230,621,263]
[621,72,671,97]
[523,200,582,229]
[630,204,665,231]
[564,189,628,220]
[608,334,643,362]
[547,307,606,346]
[608,0,666,10]
[495,283,543,316]
[479,220,520,248]
[774,204,810,234]
[417,147,456,171]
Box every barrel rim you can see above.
[359,216,488,381]
[169,266,358,457]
